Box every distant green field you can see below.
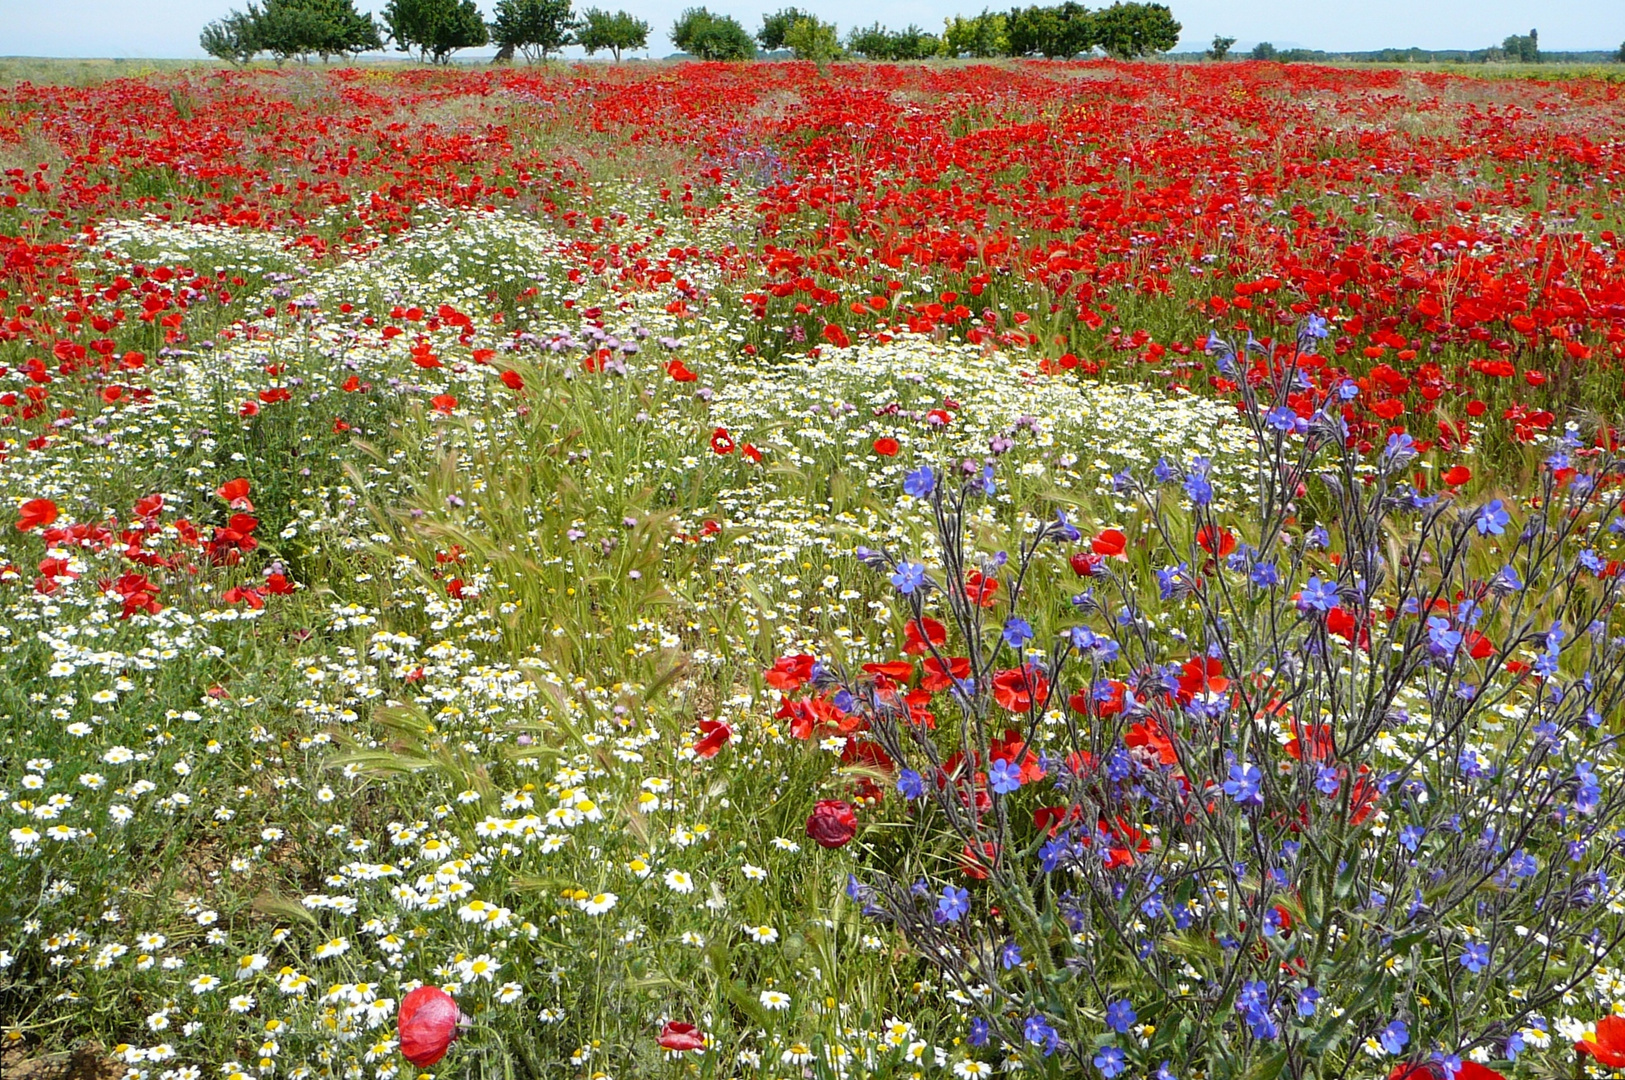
[1,52,1621,89]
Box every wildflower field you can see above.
[4,57,1625,1080]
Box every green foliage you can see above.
[199,11,260,64]
[845,22,939,60]
[1251,40,1277,60]
[1005,2,1092,58]
[671,8,756,60]
[1207,33,1235,59]
[757,7,807,51]
[1502,29,1540,63]
[574,7,650,61]
[201,0,381,64]
[942,9,1010,58]
[784,16,842,65]
[490,0,577,62]
[1618,41,1625,63]
[381,0,489,62]
[1089,1,1180,58]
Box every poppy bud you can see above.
[805,798,858,848]
[398,985,463,1067]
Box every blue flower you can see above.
[1154,1063,1177,1080]
[968,1017,989,1046]
[1476,499,1510,536]
[1297,576,1338,613]
[1460,942,1489,973]
[988,758,1022,796]
[1379,1020,1409,1056]
[1000,941,1023,969]
[1223,762,1263,806]
[1093,1046,1126,1079]
[1303,313,1330,340]
[937,885,969,923]
[1265,405,1298,433]
[891,561,926,595]
[1039,836,1072,873]
[1508,848,1539,878]
[1399,825,1424,853]
[1315,766,1340,796]
[1250,560,1279,588]
[1153,457,1176,484]
[1183,457,1214,506]
[1296,988,1319,1017]
[1105,999,1136,1034]
[1023,1014,1059,1055]
[903,466,936,499]
[1002,616,1034,649]
[1052,510,1081,542]
[1383,431,1416,463]
[896,769,924,800]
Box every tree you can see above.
[490,0,576,61]
[201,0,380,64]
[1207,33,1235,60]
[1617,40,1625,63]
[846,22,892,58]
[890,24,940,59]
[200,11,260,64]
[942,10,1009,58]
[1501,29,1539,62]
[1088,2,1180,58]
[575,8,649,60]
[1006,4,1091,58]
[1250,40,1277,60]
[757,7,807,51]
[784,16,841,66]
[671,8,755,59]
[383,0,489,61]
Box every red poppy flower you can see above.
[1196,525,1236,557]
[901,617,946,655]
[398,985,463,1067]
[16,499,58,531]
[215,478,253,511]
[1443,465,1471,486]
[1577,1015,1625,1068]
[431,394,458,414]
[500,369,524,390]
[921,655,970,691]
[1388,1061,1505,1080]
[872,436,899,456]
[806,799,858,848]
[693,719,732,758]
[666,359,697,382]
[658,1021,706,1052]
[992,665,1049,712]
[1092,529,1127,556]
[765,654,816,691]
[710,427,735,454]
[1125,718,1178,766]
[964,570,999,607]
[1069,551,1103,577]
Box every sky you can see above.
[1,0,1621,59]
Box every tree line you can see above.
[202,0,650,64]
[670,2,1182,61]
[202,0,1182,64]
